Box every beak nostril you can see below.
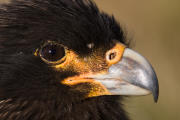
[109,52,117,60]
[106,43,126,65]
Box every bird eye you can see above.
[40,43,65,63]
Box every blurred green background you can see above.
[0,0,180,119]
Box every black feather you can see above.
[0,0,130,120]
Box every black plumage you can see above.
[0,0,130,120]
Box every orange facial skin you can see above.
[35,42,126,98]
[58,43,126,98]
[106,43,126,67]
[54,42,126,73]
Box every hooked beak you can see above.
[93,48,159,102]
[61,43,159,102]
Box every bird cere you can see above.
[0,0,159,120]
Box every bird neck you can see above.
[71,96,129,120]
[0,96,129,120]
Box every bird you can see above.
[0,0,159,120]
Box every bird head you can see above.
[0,0,158,105]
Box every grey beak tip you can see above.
[99,48,160,102]
[153,91,159,103]
[152,77,159,103]
[153,85,159,103]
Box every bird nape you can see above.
[0,0,159,120]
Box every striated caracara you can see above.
[0,0,159,120]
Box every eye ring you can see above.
[39,41,67,64]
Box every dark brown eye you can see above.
[40,43,65,62]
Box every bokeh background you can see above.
[0,0,180,120]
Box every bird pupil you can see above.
[49,49,56,56]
